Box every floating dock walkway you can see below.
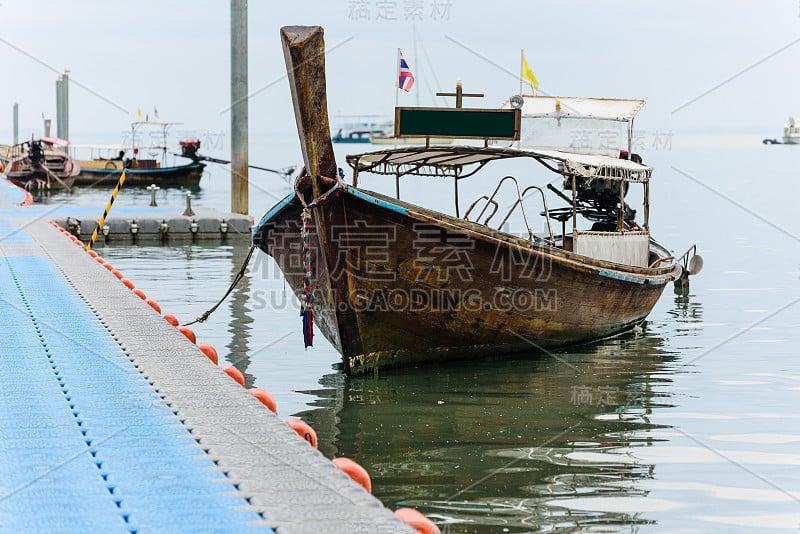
[0,179,414,532]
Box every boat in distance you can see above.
[4,137,80,190]
[72,122,205,187]
[253,26,701,375]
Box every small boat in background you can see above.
[332,117,391,143]
[72,121,205,187]
[5,137,80,190]
[784,116,800,144]
[368,131,453,145]
[763,116,800,145]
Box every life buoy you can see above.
[332,457,371,493]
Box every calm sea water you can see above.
[42,133,800,532]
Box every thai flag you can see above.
[398,50,415,92]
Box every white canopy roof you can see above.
[501,96,645,122]
[347,145,652,182]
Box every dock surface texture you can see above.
[0,179,411,533]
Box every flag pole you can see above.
[519,49,524,96]
[395,47,401,110]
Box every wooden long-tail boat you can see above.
[253,26,700,375]
[6,137,80,190]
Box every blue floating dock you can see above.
[0,178,412,533]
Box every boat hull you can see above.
[7,172,76,190]
[254,186,678,374]
[332,137,371,144]
[73,162,205,186]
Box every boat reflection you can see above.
[296,297,697,532]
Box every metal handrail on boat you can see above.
[467,175,536,241]
[464,195,499,224]
[500,185,555,245]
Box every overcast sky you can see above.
[1,1,799,144]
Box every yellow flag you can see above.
[522,55,539,94]
[137,107,142,117]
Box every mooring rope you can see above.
[294,169,346,349]
[183,244,257,327]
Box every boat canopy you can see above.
[31,137,70,146]
[70,143,165,150]
[501,96,645,122]
[131,121,183,127]
[346,145,652,183]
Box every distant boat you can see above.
[332,117,391,143]
[5,137,80,190]
[368,132,453,145]
[72,121,205,187]
[784,117,800,144]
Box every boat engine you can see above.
[29,140,44,164]
[560,151,640,225]
[179,139,201,161]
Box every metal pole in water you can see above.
[56,75,64,139]
[62,71,69,142]
[12,103,18,145]
[230,0,249,215]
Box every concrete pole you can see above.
[62,71,69,141]
[12,102,18,145]
[230,0,248,215]
[56,76,64,139]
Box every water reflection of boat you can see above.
[253,27,702,375]
[296,323,679,531]
[6,137,80,190]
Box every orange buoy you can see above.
[287,418,318,448]
[111,269,123,279]
[394,509,441,534]
[164,314,179,326]
[87,250,99,258]
[221,365,245,387]
[145,299,161,314]
[132,288,147,300]
[249,388,277,414]
[120,278,135,289]
[94,256,106,265]
[332,457,371,493]
[197,343,219,365]
[177,326,196,344]
[103,263,115,272]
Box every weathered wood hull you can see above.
[254,187,678,374]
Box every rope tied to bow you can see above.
[295,169,346,349]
